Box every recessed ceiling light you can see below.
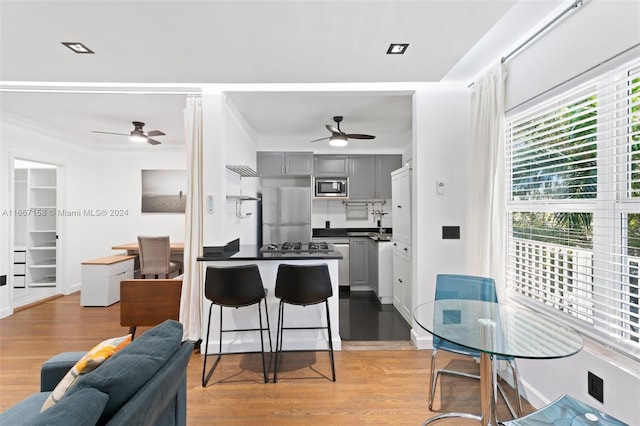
[387,43,409,55]
[61,42,94,54]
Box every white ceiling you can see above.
[0,0,563,151]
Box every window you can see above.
[506,58,640,359]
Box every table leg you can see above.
[479,352,498,426]
[422,352,499,425]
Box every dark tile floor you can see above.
[338,288,411,341]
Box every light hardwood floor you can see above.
[0,293,533,424]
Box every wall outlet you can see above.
[0,275,6,287]
[442,226,460,239]
[588,371,604,403]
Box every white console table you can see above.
[81,255,136,306]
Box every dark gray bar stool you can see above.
[202,265,272,386]
[273,263,335,383]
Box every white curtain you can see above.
[180,94,203,341]
[465,62,507,296]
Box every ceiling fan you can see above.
[92,121,165,145]
[311,116,375,147]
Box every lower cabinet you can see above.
[349,237,369,286]
[81,255,135,306]
[392,241,412,323]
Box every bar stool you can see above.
[273,263,335,383]
[202,265,272,386]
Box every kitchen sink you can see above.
[346,231,393,241]
[369,233,393,241]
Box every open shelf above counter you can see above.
[226,165,259,177]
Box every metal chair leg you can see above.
[325,300,336,381]
[273,300,285,383]
[509,359,523,417]
[257,301,271,383]
[201,303,214,387]
[428,348,438,410]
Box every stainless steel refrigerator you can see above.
[262,186,311,244]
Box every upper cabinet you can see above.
[314,155,349,177]
[257,151,313,176]
[375,156,402,199]
[348,156,376,199]
[348,155,402,200]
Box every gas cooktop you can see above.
[260,241,333,253]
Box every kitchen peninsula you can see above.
[198,241,343,353]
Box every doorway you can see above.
[11,159,59,308]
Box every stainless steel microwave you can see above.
[314,178,348,198]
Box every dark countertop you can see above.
[197,244,343,261]
[313,227,386,237]
[313,227,393,242]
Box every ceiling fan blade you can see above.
[346,133,376,140]
[147,130,165,137]
[146,138,162,145]
[92,131,128,136]
[325,124,340,134]
[311,136,331,143]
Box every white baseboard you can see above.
[411,329,432,350]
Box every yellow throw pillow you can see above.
[41,334,131,412]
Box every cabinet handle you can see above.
[398,279,403,283]
[115,271,127,277]
[393,243,397,246]
[397,205,402,208]
[403,247,408,251]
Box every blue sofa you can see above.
[1,320,193,426]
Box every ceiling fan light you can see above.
[129,131,147,143]
[329,135,348,147]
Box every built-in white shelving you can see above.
[14,167,57,288]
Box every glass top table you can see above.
[414,300,583,425]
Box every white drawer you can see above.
[108,259,133,277]
[393,241,411,257]
[14,251,26,263]
[13,275,26,288]
[14,263,26,275]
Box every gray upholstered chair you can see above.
[137,236,182,279]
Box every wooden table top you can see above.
[82,254,137,265]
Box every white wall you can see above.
[411,87,471,345]
[224,95,261,245]
[0,118,186,317]
[311,198,392,230]
[501,1,640,421]
[201,90,261,247]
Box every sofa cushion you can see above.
[0,389,107,426]
[66,319,183,424]
[0,392,49,425]
[41,334,131,411]
[27,388,109,426]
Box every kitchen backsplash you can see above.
[311,198,392,230]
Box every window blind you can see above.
[506,58,640,360]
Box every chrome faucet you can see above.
[371,209,388,232]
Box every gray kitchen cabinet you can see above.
[347,155,402,200]
[348,156,376,199]
[349,237,369,286]
[375,156,402,199]
[257,151,313,176]
[313,155,349,177]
